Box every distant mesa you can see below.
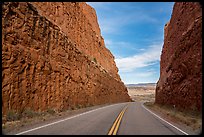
[126,83,156,87]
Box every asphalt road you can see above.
[11,102,189,135]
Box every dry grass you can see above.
[2,103,111,134]
[144,102,202,134]
[2,108,57,133]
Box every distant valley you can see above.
[125,83,156,88]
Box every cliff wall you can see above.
[155,2,202,111]
[2,2,131,116]
[30,2,120,80]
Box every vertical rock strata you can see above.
[155,2,202,111]
[30,2,120,80]
[2,2,131,116]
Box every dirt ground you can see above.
[127,85,156,102]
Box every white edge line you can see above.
[142,103,189,135]
[16,103,126,135]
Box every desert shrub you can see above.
[76,104,83,109]
[22,108,40,118]
[6,110,21,121]
[70,106,75,110]
[93,57,97,64]
[47,108,56,115]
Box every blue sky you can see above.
[87,2,174,84]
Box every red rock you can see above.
[155,2,202,111]
[30,2,121,80]
[2,2,131,117]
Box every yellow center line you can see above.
[108,104,129,135]
[108,109,124,135]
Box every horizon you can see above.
[125,82,156,85]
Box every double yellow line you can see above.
[108,104,129,135]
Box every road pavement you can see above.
[7,102,190,135]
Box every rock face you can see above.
[30,2,120,80]
[155,2,202,111]
[2,2,131,116]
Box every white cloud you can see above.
[105,39,138,51]
[105,39,127,48]
[115,43,163,73]
[139,48,145,51]
[104,39,142,59]
[133,71,156,77]
[104,39,113,47]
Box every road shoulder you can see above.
[2,103,113,135]
[143,102,202,135]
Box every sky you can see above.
[87,2,174,84]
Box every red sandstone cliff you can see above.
[30,2,120,80]
[155,2,202,111]
[2,2,131,117]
